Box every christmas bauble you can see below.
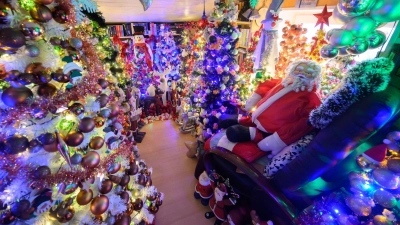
[132,198,143,211]
[99,179,113,194]
[372,168,400,189]
[345,196,371,216]
[25,45,40,57]
[114,214,131,225]
[107,163,121,174]
[94,84,102,95]
[119,191,130,204]
[148,205,159,214]
[35,0,53,4]
[89,136,104,150]
[108,175,121,184]
[90,195,109,215]
[126,163,138,175]
[0,28,25,50]
[30,4,52,22]
[43,141,58,152]
[119,174,130,187]
[68,103,85,116]
[146,177,152,186]
[33,165,51,179]
[147,194,156,201]
[28,139,42,153]
[31,106,48,120]
[70,152,82,165]
[137,174,147,186]
[52,7,69,24]
[38,133,56,145]
[0,211,16,224]
[94,116,105,127]
[51,71,70,83]
[17,73,35,85]
[373,189,397,208]
[11,199,31,218]
[105,215,116,225]
[373,215,394,225]
[4,134,29,154]
[65,131,84,147]
[97,79,108,89]
[81,151,100,168]
[49,37,61,46]
[60,40,70,49]
[69,38,82,49]
[98,94,109,108]
[37,83,57,97]
[1,87,33,107]
[156,198,163,206]
[57,206,74,223]
[99,108,111,118]
[61,183,79,195]
[79,117,95,133]
[35,73,52,84]
[109,104,120,118]
[387,158,400,173]
[209,35,217,43]
[20,19,44,40]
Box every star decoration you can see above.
[313,5,332,30]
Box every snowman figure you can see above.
[63,56,83,89]
[133,26,153,71]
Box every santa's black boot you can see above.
[226,125,251,142]
[194,192,201,199]
[205,212,215,219]
[201,198,209,206]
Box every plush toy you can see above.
[218,60,322,161]
[133,26,153,71]
[384,131,400,151]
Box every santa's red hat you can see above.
[362,144,387,164]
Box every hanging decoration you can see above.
[139,0,153,11]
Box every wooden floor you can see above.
[138,120,214,225]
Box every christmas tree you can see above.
[154,24,180,81]
[200,0,240,131]
[0,1,163,224]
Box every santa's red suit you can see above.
[209,191,234,221]
[218,78,321,158]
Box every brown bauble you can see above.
[107,163,121,174]
[132,198,143,211]
[11,199,31,218]
[37,83,57,97]
[28,139,42,153]
[114,214,131,225]
[89,136,104,150]
[109,104,120,118]
[17,73,35,85]
[99,179,113,194]
[148,205,159,214]
[156,198,163,207]
[65,131,84,147]
[108,175,121,184]
[147,194,156,201]
[126,163,138,175]
[79,117,95,133]
[90,195,109,216]
[0,28,25,50]
[146,176,152,187]
[35,0,53,4]
[38,133,56,145]
[43,141,58,152]
[76,189,93,205]
[0,211,16,224]
[33,165,51,179]
[51,71,70,83]
[1,86,33,107]
[68,102,85,116]
[52,7,69,24]
[119,191,130,204]
[97,94,109,108]
[94,116,105,127]
[97,79,108,89]
[30,4,52,22]
[81,151,100,168]
[119,174,130,187]
[137,174,147,186]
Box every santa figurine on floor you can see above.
[133,25,153,72]
[194,171,213,205]
[218,59,322,159]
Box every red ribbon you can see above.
[135,43,153,71]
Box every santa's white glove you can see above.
[257,132,287,158]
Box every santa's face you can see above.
[214,188,225,202]
[135,35,145,44]
[293,63,315,80]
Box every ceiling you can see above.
[97,0,339,23]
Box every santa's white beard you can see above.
[282,75,314,92]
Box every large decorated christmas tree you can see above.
[0,0,162,224]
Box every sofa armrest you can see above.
[204,147,298,223]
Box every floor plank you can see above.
[137,120,214,225]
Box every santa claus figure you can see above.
[133,26,153,71]
[208,182,234,221]
[195,171,213,200]
[218,60,322,159]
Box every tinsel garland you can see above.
[309,58,394,129]
[259,30,278,71]
[0,141,133,189]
